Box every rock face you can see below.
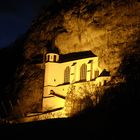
[0,0,140,118]
[29,0,140,75]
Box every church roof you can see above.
[98,69,110,77]
[59,51,96,62]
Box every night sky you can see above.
[0,0,55,48]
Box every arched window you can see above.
[95,70,99,78]
[80,64,87,81]
[64,66,70,83]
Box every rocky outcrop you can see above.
[0,0,140,119]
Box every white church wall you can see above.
[44,56,99,85]
[43,52,111,113]
[55,84,70,96]
[44,56,100,97]
[44,62,62,86]
[42,96,65,112]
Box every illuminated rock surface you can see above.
[0,0,140,121]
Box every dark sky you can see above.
[0,0,55,48]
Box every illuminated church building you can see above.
[42,50,111,112]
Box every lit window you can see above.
[80,64,87,81]
[64,66,70,83]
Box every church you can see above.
[42,50,111,112]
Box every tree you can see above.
[65,83,97,117]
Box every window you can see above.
[80,64,87,81]
[64,66,70,83]
[95,70,99,78]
